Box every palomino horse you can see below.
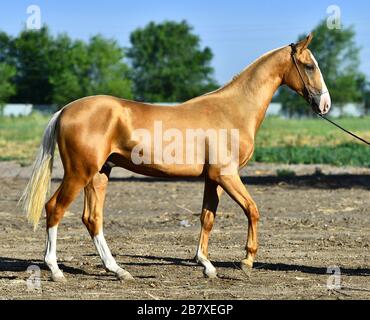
[21,34,331,281]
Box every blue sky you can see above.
[0,0,369,84]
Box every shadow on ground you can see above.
[0,257,87,276]
[54,173,370,190]
[120,254,370,277]
[1,255,368,284]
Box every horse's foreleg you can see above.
[45,176,84,282]
[82,170,134,281]
[217,174,260,272]
[196,179,223,278]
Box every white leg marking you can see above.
[196,245,217,278]
[93,231,134,280]
[44,226,65,281]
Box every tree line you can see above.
[0,19,368,116]
[0,20,218,108]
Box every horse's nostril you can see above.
[320,105,328,115]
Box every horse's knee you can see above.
[45,199,55,218]
[251,207,260,222]
[200,210,215,232]
[82,214,89,227]
[245,202,260,222]
[82,214,102,237]
[47,207,64,228]
[45,198,66,228]
[247,243,258,254]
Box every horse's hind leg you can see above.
[82,169,134,281]
[196,178,223,278]
[45,176,85,282]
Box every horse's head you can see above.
[284,33,331,115]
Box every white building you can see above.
[1,104,33,116]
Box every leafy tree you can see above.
[84,35,132,99]
[278,20,365,117]
[0,32,13,65]
[12,26,54,104]
[0,62,16,111]
[0,26,133,106]
[0,32,16,110]
[363,83,370,115]
[277,87,309,117]
[47,35,88,105]
[127,20,218,102]
[49,34,132,106]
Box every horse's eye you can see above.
[305,64,315,71]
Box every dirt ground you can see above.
[0,160,369,300]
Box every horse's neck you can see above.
[216,47,289,135]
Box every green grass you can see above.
[253,143,370,167]
[253,116,370,167]
[256,116,370,147]
[0,113,369,166]
[0,113,49,163]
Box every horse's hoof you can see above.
[204,268,218,279]
[116,269,134,281]
[51,272,66,282]
[240,259,253,276]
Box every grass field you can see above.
[254,116,370,166]
[0,113,369,166]
[0,113,48,164]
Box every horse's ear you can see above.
[296,33,313,52]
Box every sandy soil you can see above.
[0,160,369,300]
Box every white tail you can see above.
[19,110,62,230]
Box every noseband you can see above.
[289,43,328,105]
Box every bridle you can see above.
[289,43,328,106]
[289,43,370,146]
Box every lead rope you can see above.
[315,113,370,146]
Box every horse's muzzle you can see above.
[311,91,331,115]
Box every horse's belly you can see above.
[107,153,204,178]
[132,164,204,178]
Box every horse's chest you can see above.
[239,141,255,169]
